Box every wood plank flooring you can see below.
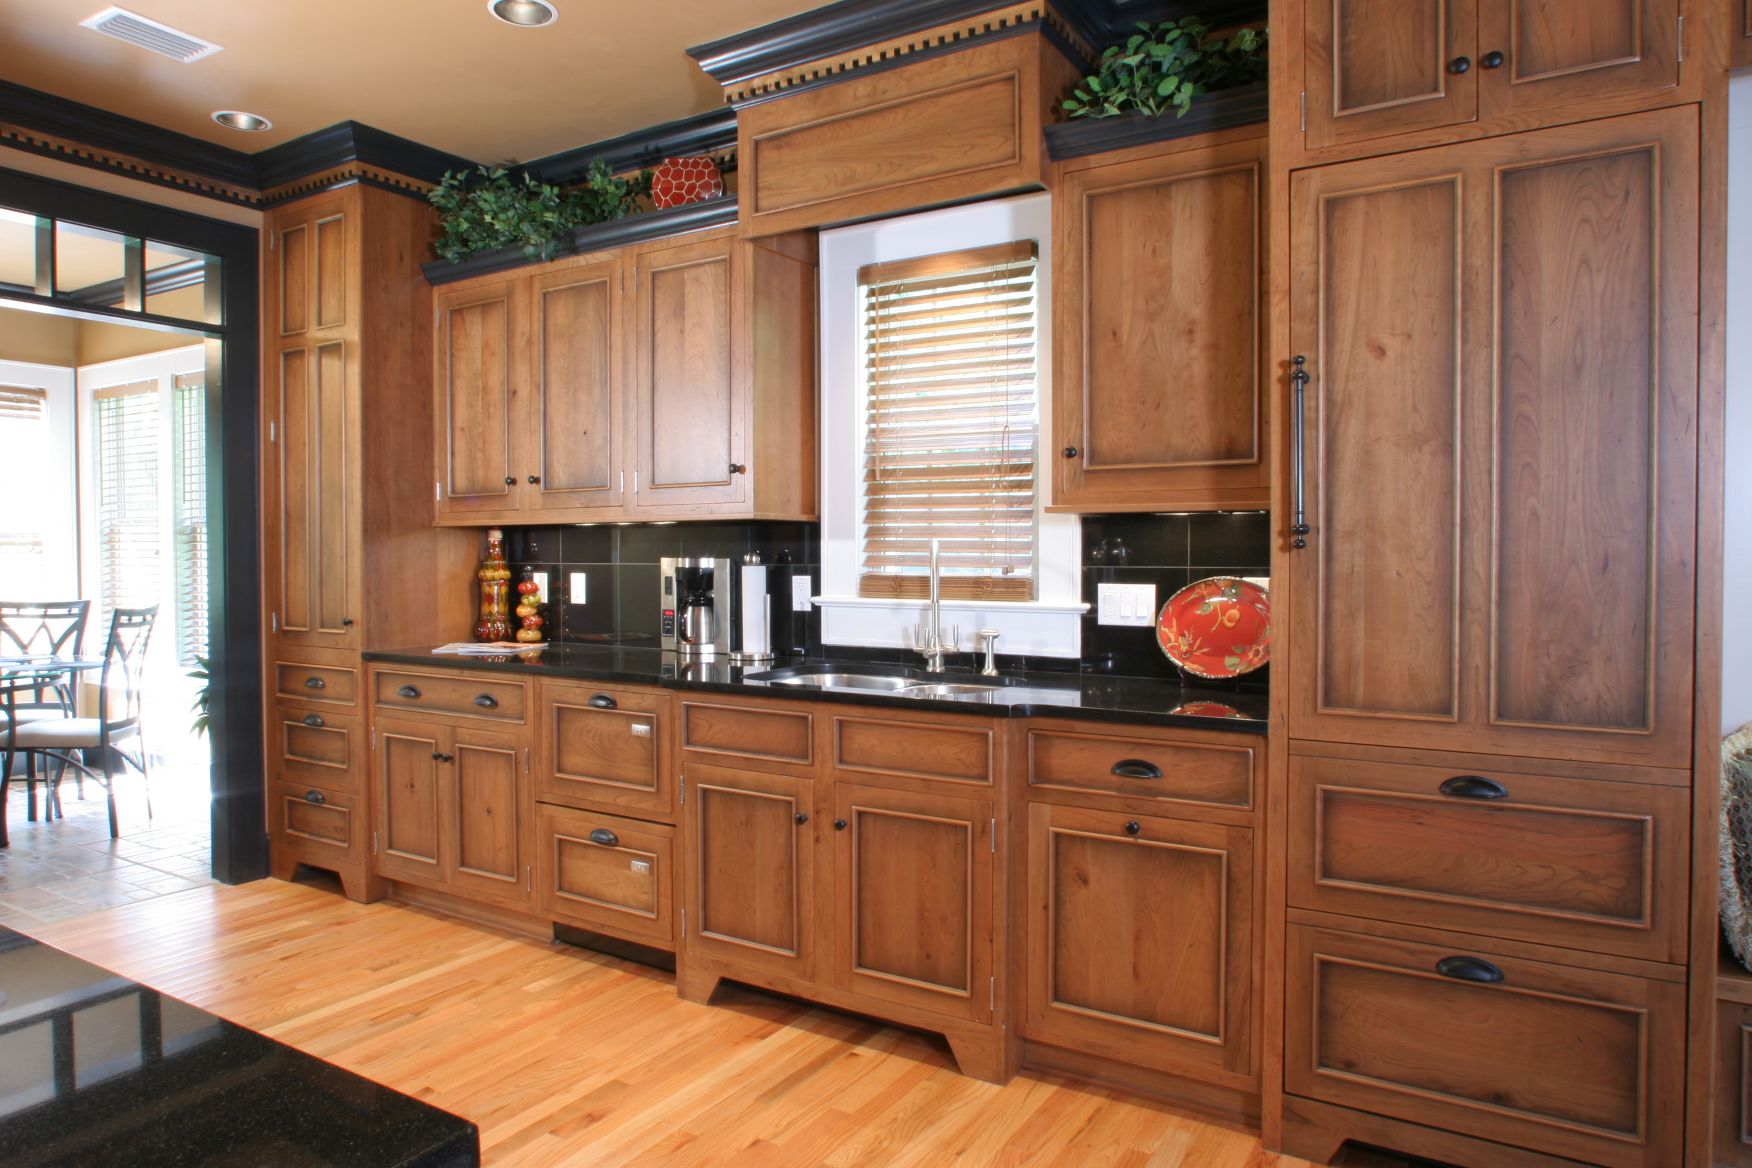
[25,878,1378,1167]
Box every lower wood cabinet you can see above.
[1285,923,1683,1168]
[1024,802,1253,1083]
[1719,992,1752,1167]
[682,760,816,983]
[536,679,670,819]
[536,803,673,946]
[832,783,995,1023]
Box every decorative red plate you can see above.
[1156,576,1270,680]
[650,156,724,209]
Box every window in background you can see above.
[94,381,161,621]
[0,384,50,591]
[858,242,1040,601]
[171,372,207,665]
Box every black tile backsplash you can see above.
[483,512,1269,686]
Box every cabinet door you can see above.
[536,680,668,818]
[373,715,445,885]
[1024,803,1253,1081]
[1740,0,1752,69]
[683,762,815,982]
[1054,136,1266,510]
[1287,108,1697,767]
[527,260,625,515]
[446,724,530,904]
[1476,0,1678,121]
[831,783,994,1023]
[268,196,359,649]
[632,238,748,511]
[435,276,527,519]
[1304,0,1477,149]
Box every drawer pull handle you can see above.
[303,676,326,690]
[302,714,325,728]
[473,693,499,709]
[1111,759,1162,780]
[1435,956,1505,984]
[302,789,326,805]
[588,828,619,847]
[1123,820,1141,836]
[398,685,421,699]
[1439,775,1508,801]
[587,693,617,709]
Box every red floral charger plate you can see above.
[1156,576,1270,680]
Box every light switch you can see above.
[792,575,814,612]
[1097,582,1156,626]
[532,571,549,600]
[568,572,587,604]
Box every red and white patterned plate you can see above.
[1155,576,1270,680]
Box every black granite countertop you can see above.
[0,927,479,1167]
[361,644,1267,733]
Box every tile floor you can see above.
[0,758,212,928]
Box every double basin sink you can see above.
[747,663,1022,699]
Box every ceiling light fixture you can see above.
[212,110,272,132]
[488,0,558,27]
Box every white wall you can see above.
[1725,75,1752,735]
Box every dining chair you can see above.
[3,606,157,839]
[0,600,91,819]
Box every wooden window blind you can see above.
[858,241,1040,601]
[0,385,50,592]
[95,381,161,621]
[172,372,207,665]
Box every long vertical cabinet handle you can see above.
[1290,355,1311,549]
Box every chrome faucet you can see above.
[912,539,958,672]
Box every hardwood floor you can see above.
[25,878,1397,1167]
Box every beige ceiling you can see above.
[0,0,823,163]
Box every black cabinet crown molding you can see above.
[521,108,739,186]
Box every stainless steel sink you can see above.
[758,671,916,692]
[748,664,1019,697]
[901,682,1003,698]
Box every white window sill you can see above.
[814,595,1091,659]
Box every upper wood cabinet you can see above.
[433,230,816,525]
[1301,0,1683,151]
[736,34,1081,236]
[1285,107,1698,768]
[1738,0,1752,68]
[1051,131,1267,511]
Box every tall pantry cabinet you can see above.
[260,183,475,901]
[1269,1,1717,1165]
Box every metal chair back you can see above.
[0,600,90,659]
[96,607,156,742]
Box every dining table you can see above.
[0,655,105,847]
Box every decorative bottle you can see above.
[473,527,513,642]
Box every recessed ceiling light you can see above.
[488,0,558,27]
[212,110,271,132]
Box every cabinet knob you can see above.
[431,751,453,763]
[1123,820,1141,836]
[1062,446,1079,459]
[1481,49,1505,68]
[728,462,746,475]
[505,476,516,486]
[588,827,619,847]
[398,685,421,699]
[1447,55,1471,73]
[341,617,354,627]
[302,789,325,805]
[473,693,499,709]
[303,676,326,690]
[833,818,848,831]
[302,713,325,727]
[1435,955,1505,984]
[527,475,541,484]
[794,812,809,825]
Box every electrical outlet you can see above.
[568,572,587,604]
[532,571,549,600]
[1097,582,1156,626]
[792,575,814,612]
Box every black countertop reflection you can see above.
[0,928,479,1167]
[362,644,1267,734]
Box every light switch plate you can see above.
[568,572,587,604]
[1097,582,1156,626]
[792,575,814,612]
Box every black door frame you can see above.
[0,165,265,883]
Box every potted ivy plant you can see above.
[427,160,652,264]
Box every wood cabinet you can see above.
[1718,975,1752,1167]
[1739,0,1752,69]
[1051,130,1268,511]
[433,229,816,525]
[261,186,475,902]
[1301,0,1683,151]
[535,679,669,820]
[1024,802,1254,1083]
[1285,106,1699,768]
[536,804,674,945]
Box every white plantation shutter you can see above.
[858,241,1040,601]
[0,385,50,591]
[95,381,161,620]
[172,372,207,665]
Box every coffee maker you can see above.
[660,557,732,658]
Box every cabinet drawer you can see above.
[272,780,360,864]
[1288,751,1688,964]
[372,668,527,722]
[537,682,669,818]
[537,804,673,946]
[1028,727,1254,810]
[1286,924,1682,1168]
[833,713,993,786]
[680,700,813,770]
[1717,997,1752,1167]
[274,660,358,705]
[270,704,360,790]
